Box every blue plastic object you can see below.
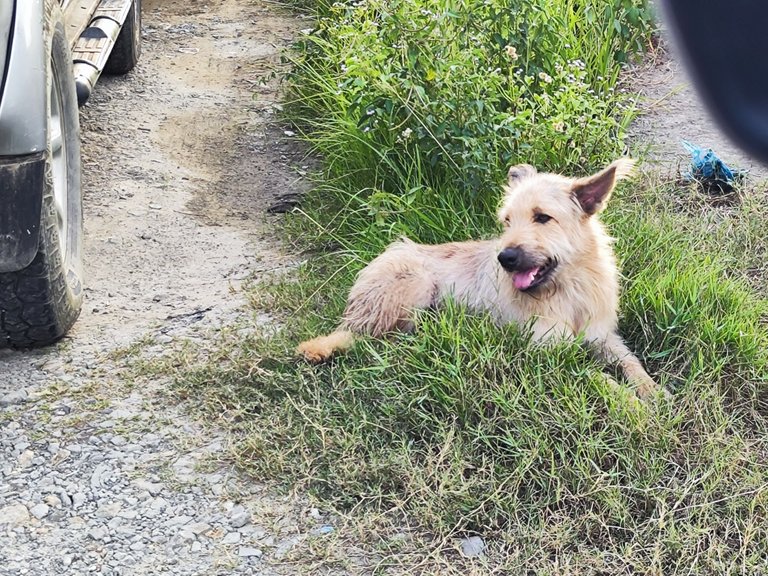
[682,140,745,192]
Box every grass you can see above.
[167,175,768,572]
[152,0,768,573]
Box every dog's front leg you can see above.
[593,332,667,400]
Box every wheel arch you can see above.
[0,0,75,272]
[0,0,53,156]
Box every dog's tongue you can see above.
[513,267,539,290]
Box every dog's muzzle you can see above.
[498,247,557,292]
[497,247,525,271]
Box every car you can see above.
[0,0,141,347]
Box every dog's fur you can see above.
[297,159,663,399]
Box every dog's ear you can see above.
[507,164,537,186]
[572,158,635,215]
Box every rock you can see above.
[72,493,87,509]
[188,522,211,536]
[17,450,35,468]
[88,526,108,541]
[44,494,62,509]
[221,532,240,545]
[29,503,50,519]
[460,535,485,558]
[95,502,122,519]
[0,389,28,407]
[0,503,30,525]
[133,479,163,496]
[238,547,262,558]
[149,497,169,511]
[110,436,127,447]
[229,511,250,529]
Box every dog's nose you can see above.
[498,247,523,271]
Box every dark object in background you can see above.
[660,1,768,165]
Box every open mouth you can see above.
[511,258,557,292]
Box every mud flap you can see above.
[0,153,45,273]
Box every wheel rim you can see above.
[50,61,68,259]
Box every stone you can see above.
[88,526,109,541]
[44,495,62,508]
[0,389,28,407]
[29,503,50,519]
[188,522,211,536]
[0,503,30,525]
[95,502,122,519]
[238,547,262,558]
[133,479,163,496]
[72,493,87,508]
[460,536,485,558]
[229,512,250,529]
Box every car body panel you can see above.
[0,1,13,106]
[0,0,48,156]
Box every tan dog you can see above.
[297,159,664,399]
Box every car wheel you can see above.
[104,0,141,74]
[0,11,84,348]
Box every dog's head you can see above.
[496,159,635,293]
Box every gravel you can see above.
[0,1,345,574]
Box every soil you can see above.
[0,1,370,574]
[74,0,303,348]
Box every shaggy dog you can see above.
[297,159,664,399]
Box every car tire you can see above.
[0,10,84,348]
[104,0,141,75]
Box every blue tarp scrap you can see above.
[682,140,746,192]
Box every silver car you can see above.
[0,0,140,347]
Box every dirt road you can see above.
[0,2,359,574]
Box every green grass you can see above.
[156,0,768,572]
[167,182,768,572]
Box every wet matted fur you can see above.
[297,159,665,399]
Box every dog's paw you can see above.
[634,376,671,402]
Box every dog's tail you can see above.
[296,329,356,363]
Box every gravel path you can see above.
[0,1,361,574]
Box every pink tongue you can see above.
[513,267,539,290]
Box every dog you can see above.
[297,159,664,400]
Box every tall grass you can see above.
[164,0,768,572]
[289,0,651,201]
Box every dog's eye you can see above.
[533,213,552,224]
